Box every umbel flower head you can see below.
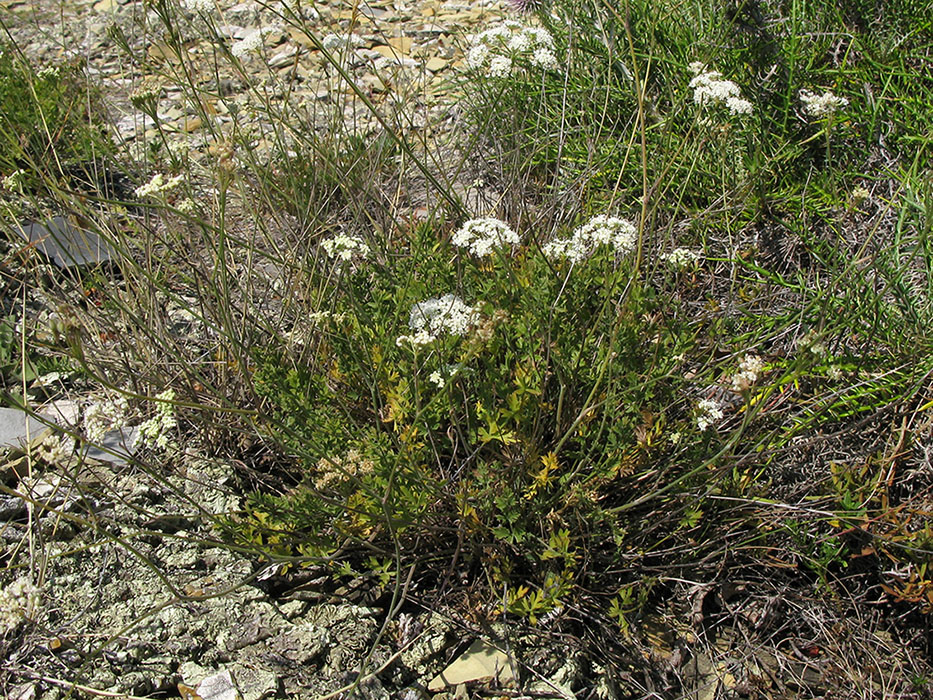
[138,389,178,451]
[543,214,637,263]
[730,353,765,392]
[466,20,558,77]
[231,26,277,59]
[695,398,724,432]
[321,233,371,262]
[663,247,702,270]
[135,173,184,198]
[397,294,479,347]
[452,218,520,257]
[688,62,753,115]
[0,578,41,636]
[799,89,848,118]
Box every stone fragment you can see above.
[425,56,448,72]
[428,639,517,691]
[148,43,184,64]
[197,669,241,700]
[0,407,50,449]
[267,46,302,68]
[183,116,204,132]
[0,495,26,521]
[389,36,414,54]
[11,217,115,268]
[40,399,81,427]
[83,426,139,465]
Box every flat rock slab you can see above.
[83,426,139,465]
[428,638,517,691]
[0,407,51,448]
[12,216,115,267]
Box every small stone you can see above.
[197,669,241,700]
[39,400,81,427]
[148,43,183,64]
[83,426,139,465]
[425,56,448,72]
[267,46,301,68]
[288,29,317,48]
[0,408,50,449]
[372,44,405,60]
[388,36,413,54]
[183,117,204,132]
[8,683,36,700]
[428,639,517,691]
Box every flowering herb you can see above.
[231,26,277,59]
[84,395,129,442]
[695,398,724,432]
[799,89,848,118]
[543,215,637,263]
[0,578,41,636]
[466,20,559,77]
[688,62,753,115]
[664,247,702,270]
[396,294,479,347]
[135,173,184,198]
[730,354,765,392]
[138,389,178,451]
[321,233,371,262]
[451,218,520,257]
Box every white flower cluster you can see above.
[663,247,702,270]
[543,215,637,263]
[851,185,871,205]
[397,294,479,347]
[688,62,753,115]
[321,234,371,262]
[466,20,558,77]
[452,218,520,257]
[695,398,724,432]
[799,89,848,118]
[1,169,26,192]
[0,578,41,636]
[232,26,277,59]
[308,310,345,324]
[84,395,129,442]
[134,173,184,198]
[731,353,765,392]
[175,197,197,214]
[37,433,75,466]
[138,389,177,451]
[798,329,827,358]
[182,0,213,12]
[428,370,445,388]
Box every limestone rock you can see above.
[428,639,517,691]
